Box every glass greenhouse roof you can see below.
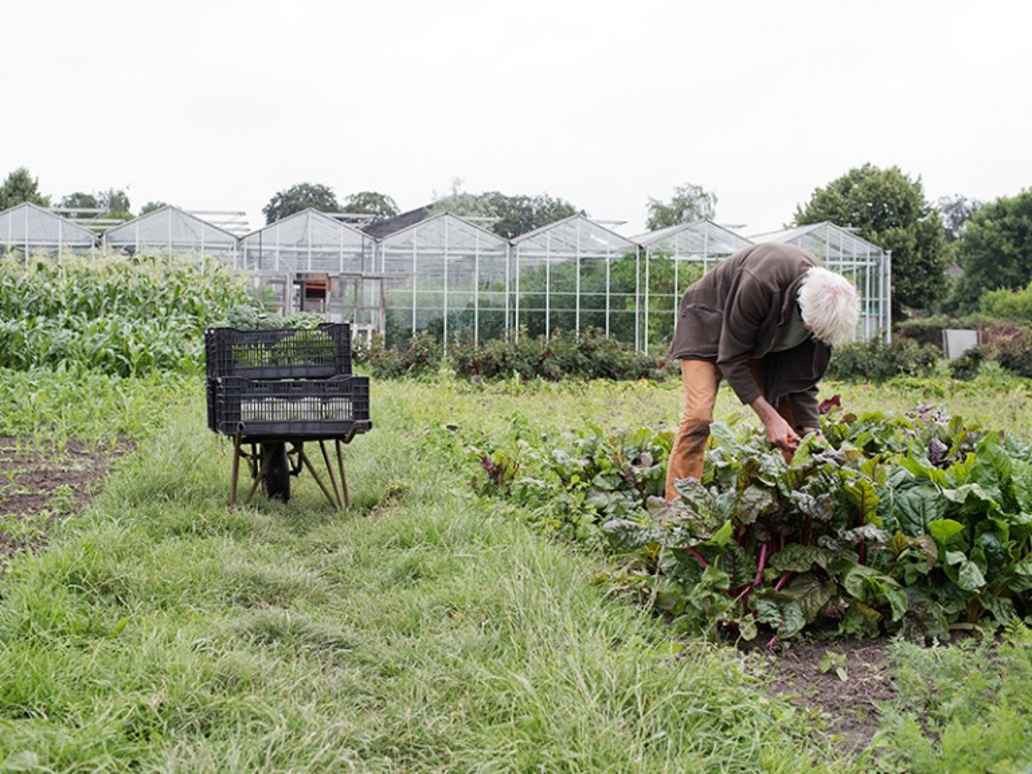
[103,205,238,249]
[750,221,885,259]
[241,208,371,250]
[379,212,508,253]
[0,202,95,247]
[632,219,752,256]
[511,214,637,256]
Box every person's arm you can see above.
[716,274,797,448]
[751,395,801,452]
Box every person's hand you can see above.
[764,414,800,453]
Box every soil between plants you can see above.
[0,436,127,572]
[763,639,895,754]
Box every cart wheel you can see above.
[260,442,291,502]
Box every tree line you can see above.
[2,164,1030,317]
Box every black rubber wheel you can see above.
[260,442,291,502]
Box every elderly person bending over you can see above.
[665,243,859,501]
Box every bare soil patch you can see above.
[0,437,128,571]
[763,639,895,754]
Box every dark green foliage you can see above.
[59,191,100,217]
[997,338,1032,378]
[826,338,939,382]
[451,329,665,382]
[795,163,948,315]
[0,256,252,376]
[980,280,1032,321]
[366,332,441,378]
[896,314,1032,352]
[431,187,581,239]
[948,347,985,381]
[645,182,717,231]
[954,190,1032,308]
[469,405,1032,642]
[937,194,982,242]
[340,191,399,222]
[0,166,49,209]
[140,201,169,215]
[263,182,340,224]
[97,188,131,216]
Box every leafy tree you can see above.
[937,194,982,242]
[97,188,131,215]
[645,182,717,231]
[340,191,399,222]
[0,167,49,210]
[953,190,1032,307]
[794,164,948,315]
[59,192,100,218]
[140,201,169,215]
[430,180,581,238]
[263,183,340,224]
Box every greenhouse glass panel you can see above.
[102,206,238,264]
[511,215,639,347]
[0,202,95,257]
[376,213,509,349]
[632,220,753,352]
[239,209,373,275]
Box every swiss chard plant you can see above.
[468,401,1032,643]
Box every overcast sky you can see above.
[2,0,1029,235]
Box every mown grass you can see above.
[0,374,1030,771]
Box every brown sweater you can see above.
[667,243,831,431]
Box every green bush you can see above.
[366,332,441,379]
[948,347,985,380]
[997,338,1032,378]
[451,328,665,382]
[980,281,1032,322]
[826,338,939,382]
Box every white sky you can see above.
[2,0,1029,235]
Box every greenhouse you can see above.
[750,221,891,341]
[102,205,239,264]
[377,212,509,349]
[633,220,753,351]
[510,214,640,347]
[0,202,96,257]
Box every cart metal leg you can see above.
[229,435,242,508]
[335,438,351,508]
[319,440,344,509]
[298,445,342,510]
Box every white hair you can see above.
[797,266,860,347]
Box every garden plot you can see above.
[0,437,126,571]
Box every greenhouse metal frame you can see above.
[377,212,509,350]
[0,202,96,257]
[510,214,640,347]
[750,221,891,342]
[102,205,239,264]
[633,219,754,351]
[239,208,375,275]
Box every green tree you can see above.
[341,191,399,222]
[645,182,717,231]
[937,194,982,242]
[953,190,1032,307]
[430,180,581,238]
[59,192,100,218]
[263,183,340,224]
[97,188,131,215]
[794,164,948,315]
[0,167,49,210]
[140,201,169,215]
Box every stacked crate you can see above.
[204,324,371,440]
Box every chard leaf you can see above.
[783,573,836,622]
[737,485,777,525]
[770,544,834,573]
[957,560,987,591]
[778,601,807,638]
[928,518,965,547]
[894,485,946,536]
[737,617,758,641]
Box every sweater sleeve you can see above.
[716,272,772,406]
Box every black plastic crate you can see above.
[205,324,351,380]
[209,375,371,439]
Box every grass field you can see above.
[1,372,1031,771]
